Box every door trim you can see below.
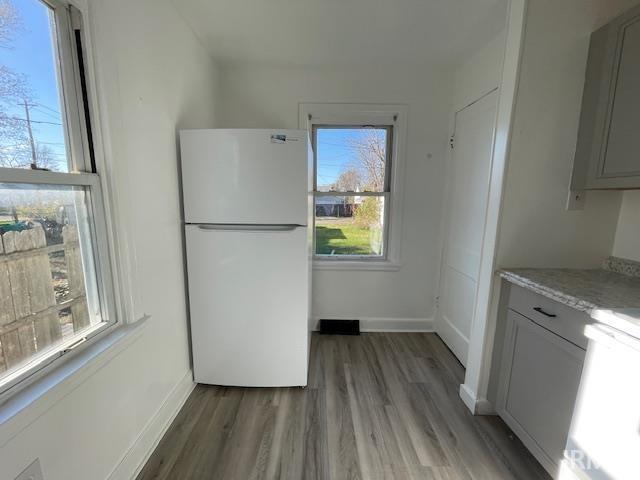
[460,0,528,414]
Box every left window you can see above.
[0,0,115,395]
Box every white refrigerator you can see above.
[180,129,312,387]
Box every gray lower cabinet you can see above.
[572,4,640,189]
[497,286,588,476]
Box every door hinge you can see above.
[449,136,455,149]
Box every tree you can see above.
[0,0,21,49]
[33,144,60,170]
[354,196,382,229]
[333,168,362,192]
[0,65,30,145]
[348,129,386,191]
[0,142,60,170]
[346,130,386,230]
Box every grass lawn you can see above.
[315,218,382,256]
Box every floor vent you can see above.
[319,319,360,335]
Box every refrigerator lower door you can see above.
[185,224,309,387]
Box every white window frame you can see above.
[299,103,407,271]
[0,0,120,401]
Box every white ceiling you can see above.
[172,0,508,68]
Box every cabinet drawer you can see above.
[508,285,592,350]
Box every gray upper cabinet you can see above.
[573,4,640,190]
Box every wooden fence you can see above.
[0,225,89,375]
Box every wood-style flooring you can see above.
[138,333,550,479]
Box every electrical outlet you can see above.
[566,189,586,211]
[15,459,43,480]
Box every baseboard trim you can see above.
[312,316,434,333]
[459,383,495,415]
[107,370,195,480]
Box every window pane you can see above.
[316,127,388,193]
[0,0,72,172]
[0,183,103,386]
[315,195,385,256]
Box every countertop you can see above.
[591,308,640,341]
[499,268,640,313]
[499,257,640,339]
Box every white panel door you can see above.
[436,90,497,366]
[180,129,308,225]
[185,224,309,387]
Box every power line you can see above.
[0,145,67,155]
[1,142,66,150]
[33,103,61,115]
[32,106,61,121]
[12,116,62,126]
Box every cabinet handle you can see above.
[533,307,557,318]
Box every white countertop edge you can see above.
[498,270,597,313]
[585,323,640,352]
[591,308,640,342]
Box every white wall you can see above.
[452,31,505,112]
[217,64,451,322]
[613,191,640,262]
[476,0,639,409]
[0,0,219,478]
[494,0,637,270]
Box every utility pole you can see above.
[20,99,38,169]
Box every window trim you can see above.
[299,103,408,270]
[64,0,138,325]
[44,0,92,173]
[0,173,118,399]
[0,0,120,402]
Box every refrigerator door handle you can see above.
[194,224,303,232]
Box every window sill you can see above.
[313,260,402,271]
[0,316,149,447]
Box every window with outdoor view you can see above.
[313,126,391,259]
[0,0,115,395]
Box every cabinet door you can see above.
[601,17,640,178]
[497,310,585,475]
[574,5,640,189]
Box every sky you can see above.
[316,128,385,188]
[1,0,69,170]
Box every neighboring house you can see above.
[315,185,364,217]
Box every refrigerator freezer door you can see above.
[180,129,308,225]
[185,224,309,387]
